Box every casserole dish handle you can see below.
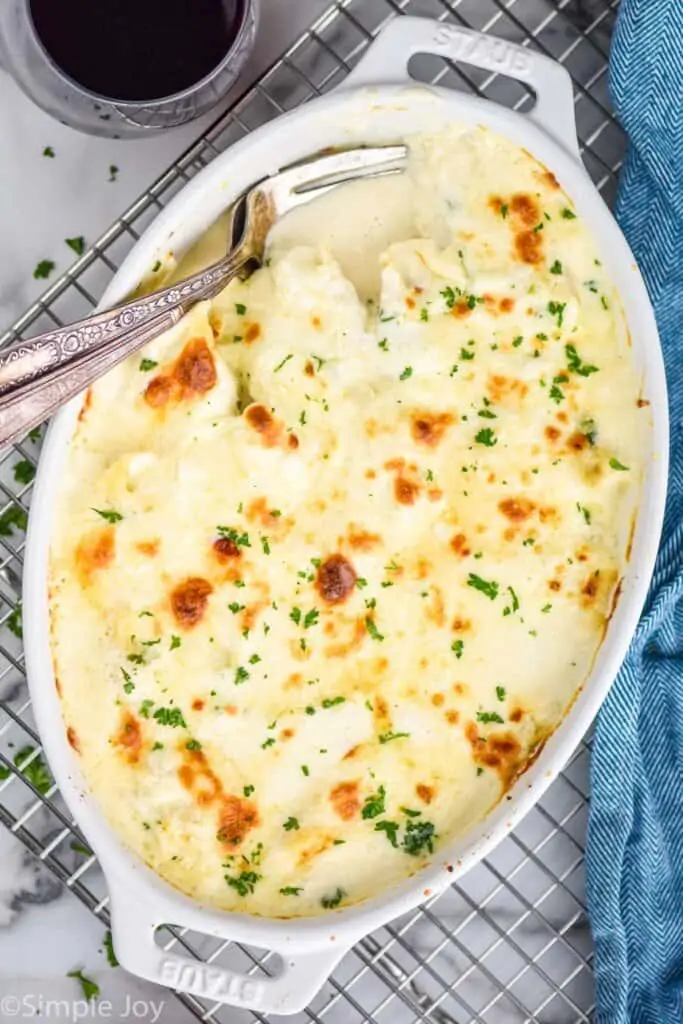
[109,886,348,1015]
[343,16,580,159]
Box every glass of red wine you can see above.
[0,0,258,137]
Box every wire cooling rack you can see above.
[0,0,624,1020]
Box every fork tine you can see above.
[280,164,406,212]
[275,145,408,195]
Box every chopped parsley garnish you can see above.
[170,635,181,650]
[92,507,123,523]
[378,338,389,351]
[356,577,368,590]
[496,686,506,701]
[28,426,42,442]
[249,653,261,665]
[290,607,302,625]
[322,696,345,708]
[609,457,629,471]
[6,600,22,639]
[542,603,552,613]
[13,746,53,794]
[321,888,345,909]
[460,347,475,361]
[365,616,384,642]
[43,146,55,158]
[108,164,119,182]
[550,260,563,275]
[452,639,464,659]
[577,503,591,525]
[243,785,255,797]
[565,343,599,376]
[512,336,523,348]
[139,358,158,372]
[66,236,85,256]
[139,700,154,718]
[217,526,250,547]
[402,819,436,857]
[225,870,261,896]
[476,710,505,725]
[401,807,422,817]
[34,259,55,280]
[304,608,319,629]
[420,308,429,322]
[280,886,302,895]
[228,602,244,614]
[153,706,186,728]
[379,731,410,744]
[273,353,293,373]
[186,739,202,751]
[152,260,162,272]
[305,705,316,715]
[601,295,609,310]
[283,816,300,831]
[261,536,271,555]
[235,303,247,315]
[478,408,497,419]
[375,820,400,847]
[475,427,497,447]
[121,668,135,694]
[103,931,119,968]
[399,366,413,381]
[533,222,544,233]
[561,207,576,219]
[301,764,310,776]
[362,786,386,819]
[67,970,99,1002]
[549,383,565,404]
[13,460,35,485]
[234,666,249,685]
[467,574,499,600]
[501,203,509,218]
[547,300,566,329]
[261,737,276,749]
[506,586,520,614]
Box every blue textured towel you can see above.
[586,1,683,1022]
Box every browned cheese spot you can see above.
[451,617,472,633]
[347,526,381,551]
[78,388,93,423]
[329,781,360,821]
[192,698,205,711]
[136,539,160,557]
[144,337,216,408]
[75,527,115,585]
[499,497,536,522]
[67,726,80,753]
[213,536,241,562]
[113,710,143,764]
[416,783,436,804]
[316,554,357,605]
[566,431,590,452]
[244,404,283,448]
[545,425,562,443]
[245,322,261,344]
[324,617,367,659]
[465,721,523,786]
[171,577,213,629]
[450,533,472,558]
[217,793,260,846]
[432,693,445,708]
[410,411,454,448]
[395,476,421,506]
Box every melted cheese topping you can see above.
[50,126,644,918]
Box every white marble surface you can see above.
[0,2,328,1018]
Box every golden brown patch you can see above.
[66,726,80,753]
[510,193,540,225]
[450,533,472,558]
[217,794,259,846]
[510,707,524,723]
[304,360,315,376]
[113,711,143,764]
[405,296,416,310]
[416,783,435,804]
[637,398,650,408]
[311,316,322,329]
[451,617,472,633]
[241,582,270,632]
[170,577,213,629]
[324,617,366,658]
[487,374,529,405]
[365,468,376,479]
[548,579,562,592]
[445,710,460,725]
[280,728,295,741]
[144,338,217,408]
[499,297,515,313]
[75,527,115,583]
[246,498,289,536]
[410,411,454,448]
[431,693,445,708]
[343,745,361,760]
[78,388,93,423]
[329,781,360,821]
[347,526,381,551]
[192,698,205,711]
[465,721,523,786]
[545,425,562,443]
[514,229,544,265]
[316,554,357,605]
[488,195,504,216]
[288,434,299,450]
[245,322,261,344]
[177,748,221,806]
[298,835,334,867]
[395,476,420,506]
[244,404,283,448]
[213,536,242,563]
[580,570,600,605]
[541,170,560,189]
[539,506,560,526]
[136,540,160,557]
[425,586,446,628]
[451,298,473,318]
[143,375,174,408]
[224,704,238,715]
[499,497,535,522]
[567,432,590,452]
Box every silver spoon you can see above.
[0,144,407,450]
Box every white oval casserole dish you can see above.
[23,17,668,1015]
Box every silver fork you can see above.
[0,144,407,450]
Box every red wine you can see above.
[29,0,246,102]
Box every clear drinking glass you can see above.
[0,0,258,138]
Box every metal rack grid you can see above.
[0,0,624,1020]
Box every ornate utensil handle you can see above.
[0,248,246,450]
